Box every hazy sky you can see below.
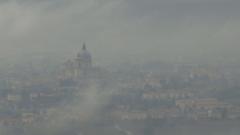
[0,0,240,65]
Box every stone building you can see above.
[58,43,109,88]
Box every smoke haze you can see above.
[1,1,240,135]
[0,0,239,66]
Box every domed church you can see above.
[59,43,109,87]
[60,43,94,80]
[75,43,92,70]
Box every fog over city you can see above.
[0,0,240,135]
[0,0,240,65]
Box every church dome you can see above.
[75,43,92,70]
[77,44,92,61]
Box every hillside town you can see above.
[0,44,240,135]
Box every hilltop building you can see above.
[60,43,93,80]
[59,43,109,87]
[75,43,92,70]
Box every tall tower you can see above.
[76,43,92,70]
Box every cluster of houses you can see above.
[111,95,240,121]
[1,45,240,128]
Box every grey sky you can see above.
[0,0,240,65]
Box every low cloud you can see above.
[0,0,239,65]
